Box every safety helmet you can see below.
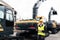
[39,19,43,23]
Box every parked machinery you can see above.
[47,7,58,34]
[0,0,22,40]
[15,0,49,40]
[15,1,60,40]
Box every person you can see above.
[37,19,46,40]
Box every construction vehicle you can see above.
[15,16,47,40]
[15,1,60,40]
[0,0,24,40]
[47,7,58,34]
[15,0,49,40]
[33,0,59,34]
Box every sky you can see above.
[3,0,60,23]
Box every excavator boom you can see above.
[33,0,46,19]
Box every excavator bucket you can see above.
[53,10,57,15]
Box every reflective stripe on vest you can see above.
[38,25,45,36]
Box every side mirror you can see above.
[14,11,17,22]
[53,10,57,15]
[14,11,17,15]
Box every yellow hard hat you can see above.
[39,19,43,22]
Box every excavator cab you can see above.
[0,1,17,37]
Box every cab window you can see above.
[6,9,13,21]
[0,6,4,19]
[6,8,14,26]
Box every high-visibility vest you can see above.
[38,24,45,36]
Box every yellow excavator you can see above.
[15,0,59,40]
[15,0,48,40]
[0,0,26,40]
[15,0,47,30]
[0,0,22,40]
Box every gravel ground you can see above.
[13,30,60,40]
[45,31,60,40]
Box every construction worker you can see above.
[37,19,46,40]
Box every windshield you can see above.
[0,6,4,19]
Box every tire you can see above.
[52,28,58,34]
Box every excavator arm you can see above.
[33,0,46,19]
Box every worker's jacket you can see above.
[38,24,46,36]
